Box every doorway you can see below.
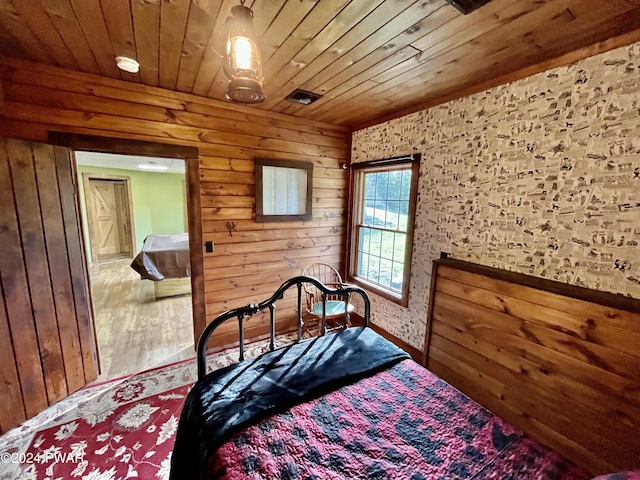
[83,174,134,263]
[75,150,195,380]
[48,132,206,370]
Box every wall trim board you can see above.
[48,132,199,159]
[186,151,205,342]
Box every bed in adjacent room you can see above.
[130,233,191,298]
[169,265,640,479]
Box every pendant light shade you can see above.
[224,1,265,104]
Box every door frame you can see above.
[48,133,205,345]
[82,173,135,263]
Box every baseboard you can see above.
[351,313,423,363]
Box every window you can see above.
[347,155,420,306]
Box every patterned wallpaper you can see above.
[351,42,640,351]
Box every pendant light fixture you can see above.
[223,0,265,104]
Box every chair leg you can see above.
[301,314,320,337]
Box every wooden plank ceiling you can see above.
[1,0,639,129]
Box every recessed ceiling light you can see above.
[115,56,140,73]
[138,164,168,172]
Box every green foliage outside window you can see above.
[357,169,412,292]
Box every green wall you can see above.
[76,165,186,259]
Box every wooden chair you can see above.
[301,263,354,334]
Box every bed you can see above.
[130,233,191,298]
[170,266,640,480]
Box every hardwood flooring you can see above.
[89,258,194,381]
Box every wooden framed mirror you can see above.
[255,158,313,222]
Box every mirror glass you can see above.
[255,158,313,222]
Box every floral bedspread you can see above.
[210,359,591,480]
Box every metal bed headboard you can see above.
[196,275,371,379]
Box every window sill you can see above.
[347,275,408,307]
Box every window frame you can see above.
[346,154,420,307]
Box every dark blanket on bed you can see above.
[170,327,410,480]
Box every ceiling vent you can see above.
[444,0,493,14]
[286,89,323,105]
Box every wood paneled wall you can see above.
[0,139,98,433]
[426,258,640,475]
[0,56,350,346]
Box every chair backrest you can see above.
[302,263,343,287]
[301,263,345,310]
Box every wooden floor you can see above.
[89,258,194,381]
